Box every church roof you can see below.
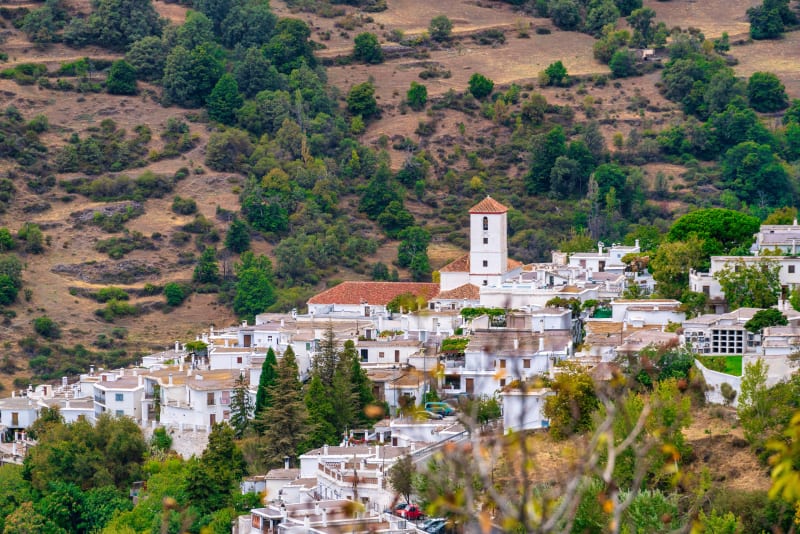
[307,281,440,305]
[439,255,523,274]
[439,253,470,273]
[436,283,481,300]
[469,196,508,214]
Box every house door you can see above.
[243,334,252,347]
[11,412,18,426]
[465,378,474,395]
[395,351,400,363]
[209,413,216,426]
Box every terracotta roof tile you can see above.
[307,281,440,305]
[439,253,470,273]
[440,255,521,273]
[436,283,481,300]
[469,196,508,214]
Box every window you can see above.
[483,216,488,230]
[790,265,796,274]
[379,351,385,358]
[236,356,243,364]
[498,359,506,368]
[482,260,488,267]
[115,410,124,416]
[221,390,230,405]
[523,359,531,369]
[207,392,215,406]
[267,335,273,344]
[483,237,488,245]
[115,393,124,402]
[499,379,506,387]
[360,349,369,362]
[483,280,488,286]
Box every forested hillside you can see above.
[0,0,797,390]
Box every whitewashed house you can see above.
[501,388,554,433]
[92,370,144,421]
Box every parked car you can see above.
[420,410,443,420]
[425,402,455,416]
[420,518,446,532]
[398,504,425,520]
[392,502,408,515]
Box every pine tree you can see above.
[303,374,339,449]
[193,246,220,285]
[259,347,309,466]
[207,73,243,125]
[344,340,379,426]
[229,373,253,439]
[225,216,251,253]
[313,324,338,388]
[330,361,356,438]
[254,347,278,420]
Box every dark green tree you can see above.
[747,71,789,112]
[667,208,761,258]
[175,10,214,50]
[259,347,309,465]
[615,0,642,16]
[303,374,339,448]
[359,163,400,218]
[220,1,277,49]
[406,81,428,111]
[195,0,233,35]
[543,362,599,440]
[230,373,253,439]
[314,325,339,388]
[207,73,243,125]
[526,126,567,193]
[468,73,494,99]
[235,49,283,99]
[125,36,168,81]
[429,15,453,41]
[721,141,791,207]
[83,0,163,50]
[233,252,276,323]
[193,246,220,285]
[255,347,278,419]
[163,282,188,307]
[609,49,637,78]
[353,32,383,64]
[377,200,414,238]
[225,216,251,254]
[745,308,788,332]
[264,18,316,73]
[397,226,431,268]
[543,60,568,86]
[346,82,379,118]
[585,0,620,36]
[626,7,656,43]
[549,0,581,30]
[106,60,137,95]
[649,237,706,299]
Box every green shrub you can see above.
[94,286,130,302]
[33,315,60,339]
[172,196,197,215]
[164,282,189,307]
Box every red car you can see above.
[399,504,425,520]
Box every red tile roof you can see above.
[439,254,522,273]
[469,196,508,214]
[439,253,470,273]
[436,283,481,300]
[307,282,441,305]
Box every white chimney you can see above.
[513,338,519,350]
[280,319,285,327]
[539,337,544,352]
[322,508,328,527]
[168,374,173,386]
[175,341,179,352]
[323,444,329,455]
[284,456,290,469]
[138,374,143,387]
[62,376,68,388]
[179,361,184,372]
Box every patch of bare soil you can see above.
[644,0,760,40]
[732,32,800,99]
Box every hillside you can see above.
[0,0,798,393]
